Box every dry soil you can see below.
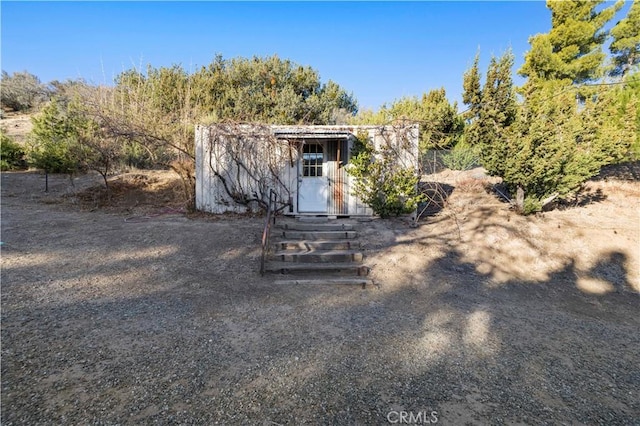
[1,163,639,425]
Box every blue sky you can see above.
[0,1,632,111]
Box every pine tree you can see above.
[519,0,623,84]
[28,99,83,190]
[610,1,640,77]
[480,0,637,213]
[461,51,517,177]
[461,54,482,152]
[462,54,482,120]
[349,88,463,152]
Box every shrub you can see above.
[441,143,480,171]
[1,70,48,112]
[0,132,27,170]
[347,130,423,218]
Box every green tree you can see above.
[29,99,82,175]
[462,54,482,119]
[474,0,636,214]
[30,92,125,191]
[503,81,633,213]
[351,88,463,153]
[610,1,640,77]
[519,0,623,84]
[609,71,640,158]
[462,51,517,177]
[189,55,357,124]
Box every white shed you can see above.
[195,124,419,216]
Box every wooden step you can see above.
[294,216,330,222]
[273,278,373,287]
[278,222,354,231]
[273,249,363,263]
[274,240,360,251]
[265,262,371,276]
[279,230,358,240]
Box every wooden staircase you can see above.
[263,218,372,287]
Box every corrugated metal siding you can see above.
[326,139,349,215]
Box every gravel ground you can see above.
[2,170,639,425]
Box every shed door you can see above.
[298,142,328,213]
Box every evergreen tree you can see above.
[502,0,634,213]
[503,81,634,213]
[609,72,640,158]
[462,2,634,214]
[418,88,464,150]
[28,99,83,183]
[350,88,463,152]
[461,54,483,159]
[610,1,640,77]
[462,51,517,176]
[519,0,623,84]
[185,55,357,124]
[462,54,482,118]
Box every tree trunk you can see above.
[515,185,525,213]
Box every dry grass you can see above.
[367,164,640,294]
[0,113,33,144]
[70,171,186,213]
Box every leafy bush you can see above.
[0,132,27,170]
[347,131,423,218]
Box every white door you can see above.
[298,142,328,212]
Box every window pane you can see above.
[303,143,323,177]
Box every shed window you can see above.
[303,143,323,177]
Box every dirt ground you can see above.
[1,165,639,425]
[0,113,33,144]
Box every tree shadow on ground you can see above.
[593,160,640,182]
[340,217,639,422]
[3,178,639,425]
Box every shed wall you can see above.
[195,124,419,216]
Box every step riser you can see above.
[277,253,363,263]
[280,231,357,240]
[274,241,359,251]
[279,223,354,231]
[265,265,370,276]
[273,278,373,287]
